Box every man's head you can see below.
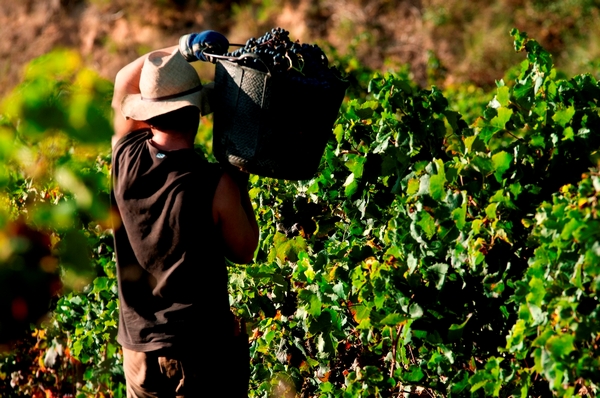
[146,105,200,135]
[121,49,204,123]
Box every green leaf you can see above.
[345,155,366,178]
[272,233,307,263]
[403,365,425,382]
[91,277,108,293]
[478,125,499,144]
[332,282,348,301]
[485,202,499,220]
[552,105,575,127]
[354,100,379,119]
[427,263,448,290]
[471,154,494,174]
[417,211,436,239]
[312,312,336,338]
[450,371,470,395]
[530,133,546,148]
[546,334,575,358]
[492,151,513,181]
[532,100,548,118]
[334,124,344,143]
[429,159,446,201]
[448,314,472,341]
[526,277,546,308]
[513,80,533,103]
[344,173,358,197]
[418,174,431,196]
[562,126,574,141]
[490,107,513,130]
[464,135,484,154]
[509,182,522,199]
[534,75,544,94]
[319,382,334,393]
[496,86,510,107]
[560,218,582,240]
[452,193,467,230]
[380,313,408,326]
[512,28,528,51]
[409,303,423,319]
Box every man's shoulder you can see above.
[112,129,152,155]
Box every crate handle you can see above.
[206,52,271,73]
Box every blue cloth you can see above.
[179,30,229,62]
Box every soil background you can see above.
[1,0,599,97]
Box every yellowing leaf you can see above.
[407,178,420,195]
[351,304,371,322]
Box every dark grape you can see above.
[224,27,345,89]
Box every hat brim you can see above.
[121,84,212,121]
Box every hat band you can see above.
[141,84,203,102]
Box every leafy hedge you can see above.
[235,28,600,397]
[1,30,599,397]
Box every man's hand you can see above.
[179,30,229,63]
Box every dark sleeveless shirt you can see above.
[111,129,229,353]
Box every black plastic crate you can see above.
[212,59,347,180]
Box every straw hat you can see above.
[121,48,210,121]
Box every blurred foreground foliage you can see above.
[1,30,600,397]
[0,49,120,396]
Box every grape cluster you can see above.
[224,27,344,90]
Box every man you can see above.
[110,37,259,397]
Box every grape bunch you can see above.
[224,27,344,90]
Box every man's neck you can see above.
[150,128,194,151]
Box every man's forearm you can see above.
[240,185,259,238]
[227,169,259,241]
[112,45,179,143]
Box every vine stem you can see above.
[505,129,525,142]
[408,344,416,364]
[390,323,404,378]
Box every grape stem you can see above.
[284,53,294,71]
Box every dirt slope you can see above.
[0,0,432,97]
[1,0,593,98]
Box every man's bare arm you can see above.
[213,171,260,264]
[111,45,178,147]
